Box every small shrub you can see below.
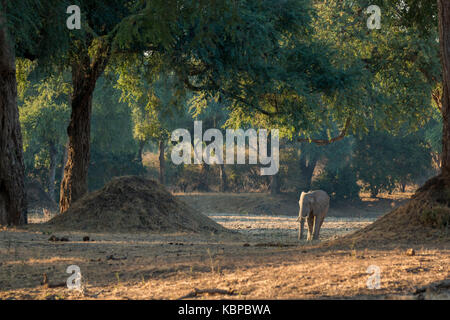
[420,207,450,228]
[312,165,360,201]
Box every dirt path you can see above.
[207,214,375,243]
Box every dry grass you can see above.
[27,209,57,224]
[1,190,448,300]
[1,212,448,300]
[326,177,450,249]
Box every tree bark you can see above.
[60,142,68,181]
[158,140,165,185]
[370,187,379,198]
[0,14,27,225]
[270,174,280,195]
[299,156,317,191]
[198,163,210,191]
[219,163,227,192]
[47,143,57,201]
[400,182,406,193]
[137,140,146,163]
[439,0,450,178]
[59,42,110,213]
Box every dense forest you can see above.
[2,0,450,303]
[0,0,449,225]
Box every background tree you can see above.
[221,1,440,202]
[0,9,26,224]
[360,0,450,194]
[88,76,145,190]
[353,129,433,197]
[19,72,70,200]
[0,0,68,225]
[437,0,450,180]
[59,0,132,212]
[59,0,237,211]
[115,56,193,186]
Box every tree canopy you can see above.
[2,0,450,225]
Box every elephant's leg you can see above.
[298,216,305,240]
[307,216,314,241]
[319,215,325,229]
[312,215,322,240]
[317,213,327,239]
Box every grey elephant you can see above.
[296,190,330,241]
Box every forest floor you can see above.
[175,190,413,218]
[0,191,448,300]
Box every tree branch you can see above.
[183,78,217,92]
[298,116,352,146]
[432,87,443,112]
[177,288,236,300]
[219,89,280,116]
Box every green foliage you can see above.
[114,63,191,145]
[183,0,356,139]
[354,129,434,197]
[313,165,360,201]
[370,0,437,35]
[19,71,70,189]
[225,165,269,192]
[12,0,442,200]
[18,71,145,193]
[89,77,145,190]
[2,0,70,64]
[216,0,439,147]
[423,110,443,156]
[91,77,137,155]
[16,59,34,100]
[88,152,145,191]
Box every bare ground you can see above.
[0,192,448,300]
[174,191,412,218]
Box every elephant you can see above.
[296,190,330,241]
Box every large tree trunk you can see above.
[60,142,68,181]
[59,70,94,213]
[158,140,165,185]
[0,15,27,225]
[59,43,110,213]
[415,1,450,203]
[47,143,57,201]
[439,0,450,178]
